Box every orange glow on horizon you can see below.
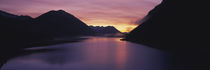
[82,19,138,32]
[88,24,137,33]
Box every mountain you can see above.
[125,0,208,49]
[35,10,93,37]
[89,26,121,34]
[125,1,209,70]
[0,10,94,52]
[0,10,43,52]
[89,26,123,37]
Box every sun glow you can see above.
[83,19,138,32]
[87,24,137,33]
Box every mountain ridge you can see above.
[0,9,94,51]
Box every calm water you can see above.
[1,37,169,70]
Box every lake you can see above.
[1,37,170,70]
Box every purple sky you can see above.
[0,0,162,32]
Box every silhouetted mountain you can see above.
[0,10,44,52]
[35,10,93,37]
[0,10,94,52]
[89,26,121,34]
[89,26,124,37]
[126,0,208,50]
[125,1,209,70]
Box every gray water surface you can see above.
[1,37,168,70]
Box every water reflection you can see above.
[115,41,127,70]
[1,37,168,70]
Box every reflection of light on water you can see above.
[114,38,123,42]
[90,37,127,70]
[115,40,127,70]
[83,37,128,70]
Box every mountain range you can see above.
[89,26,120,34]
[0,10,95,52]
[0,10,121,51]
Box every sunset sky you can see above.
[0,0,162,32]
